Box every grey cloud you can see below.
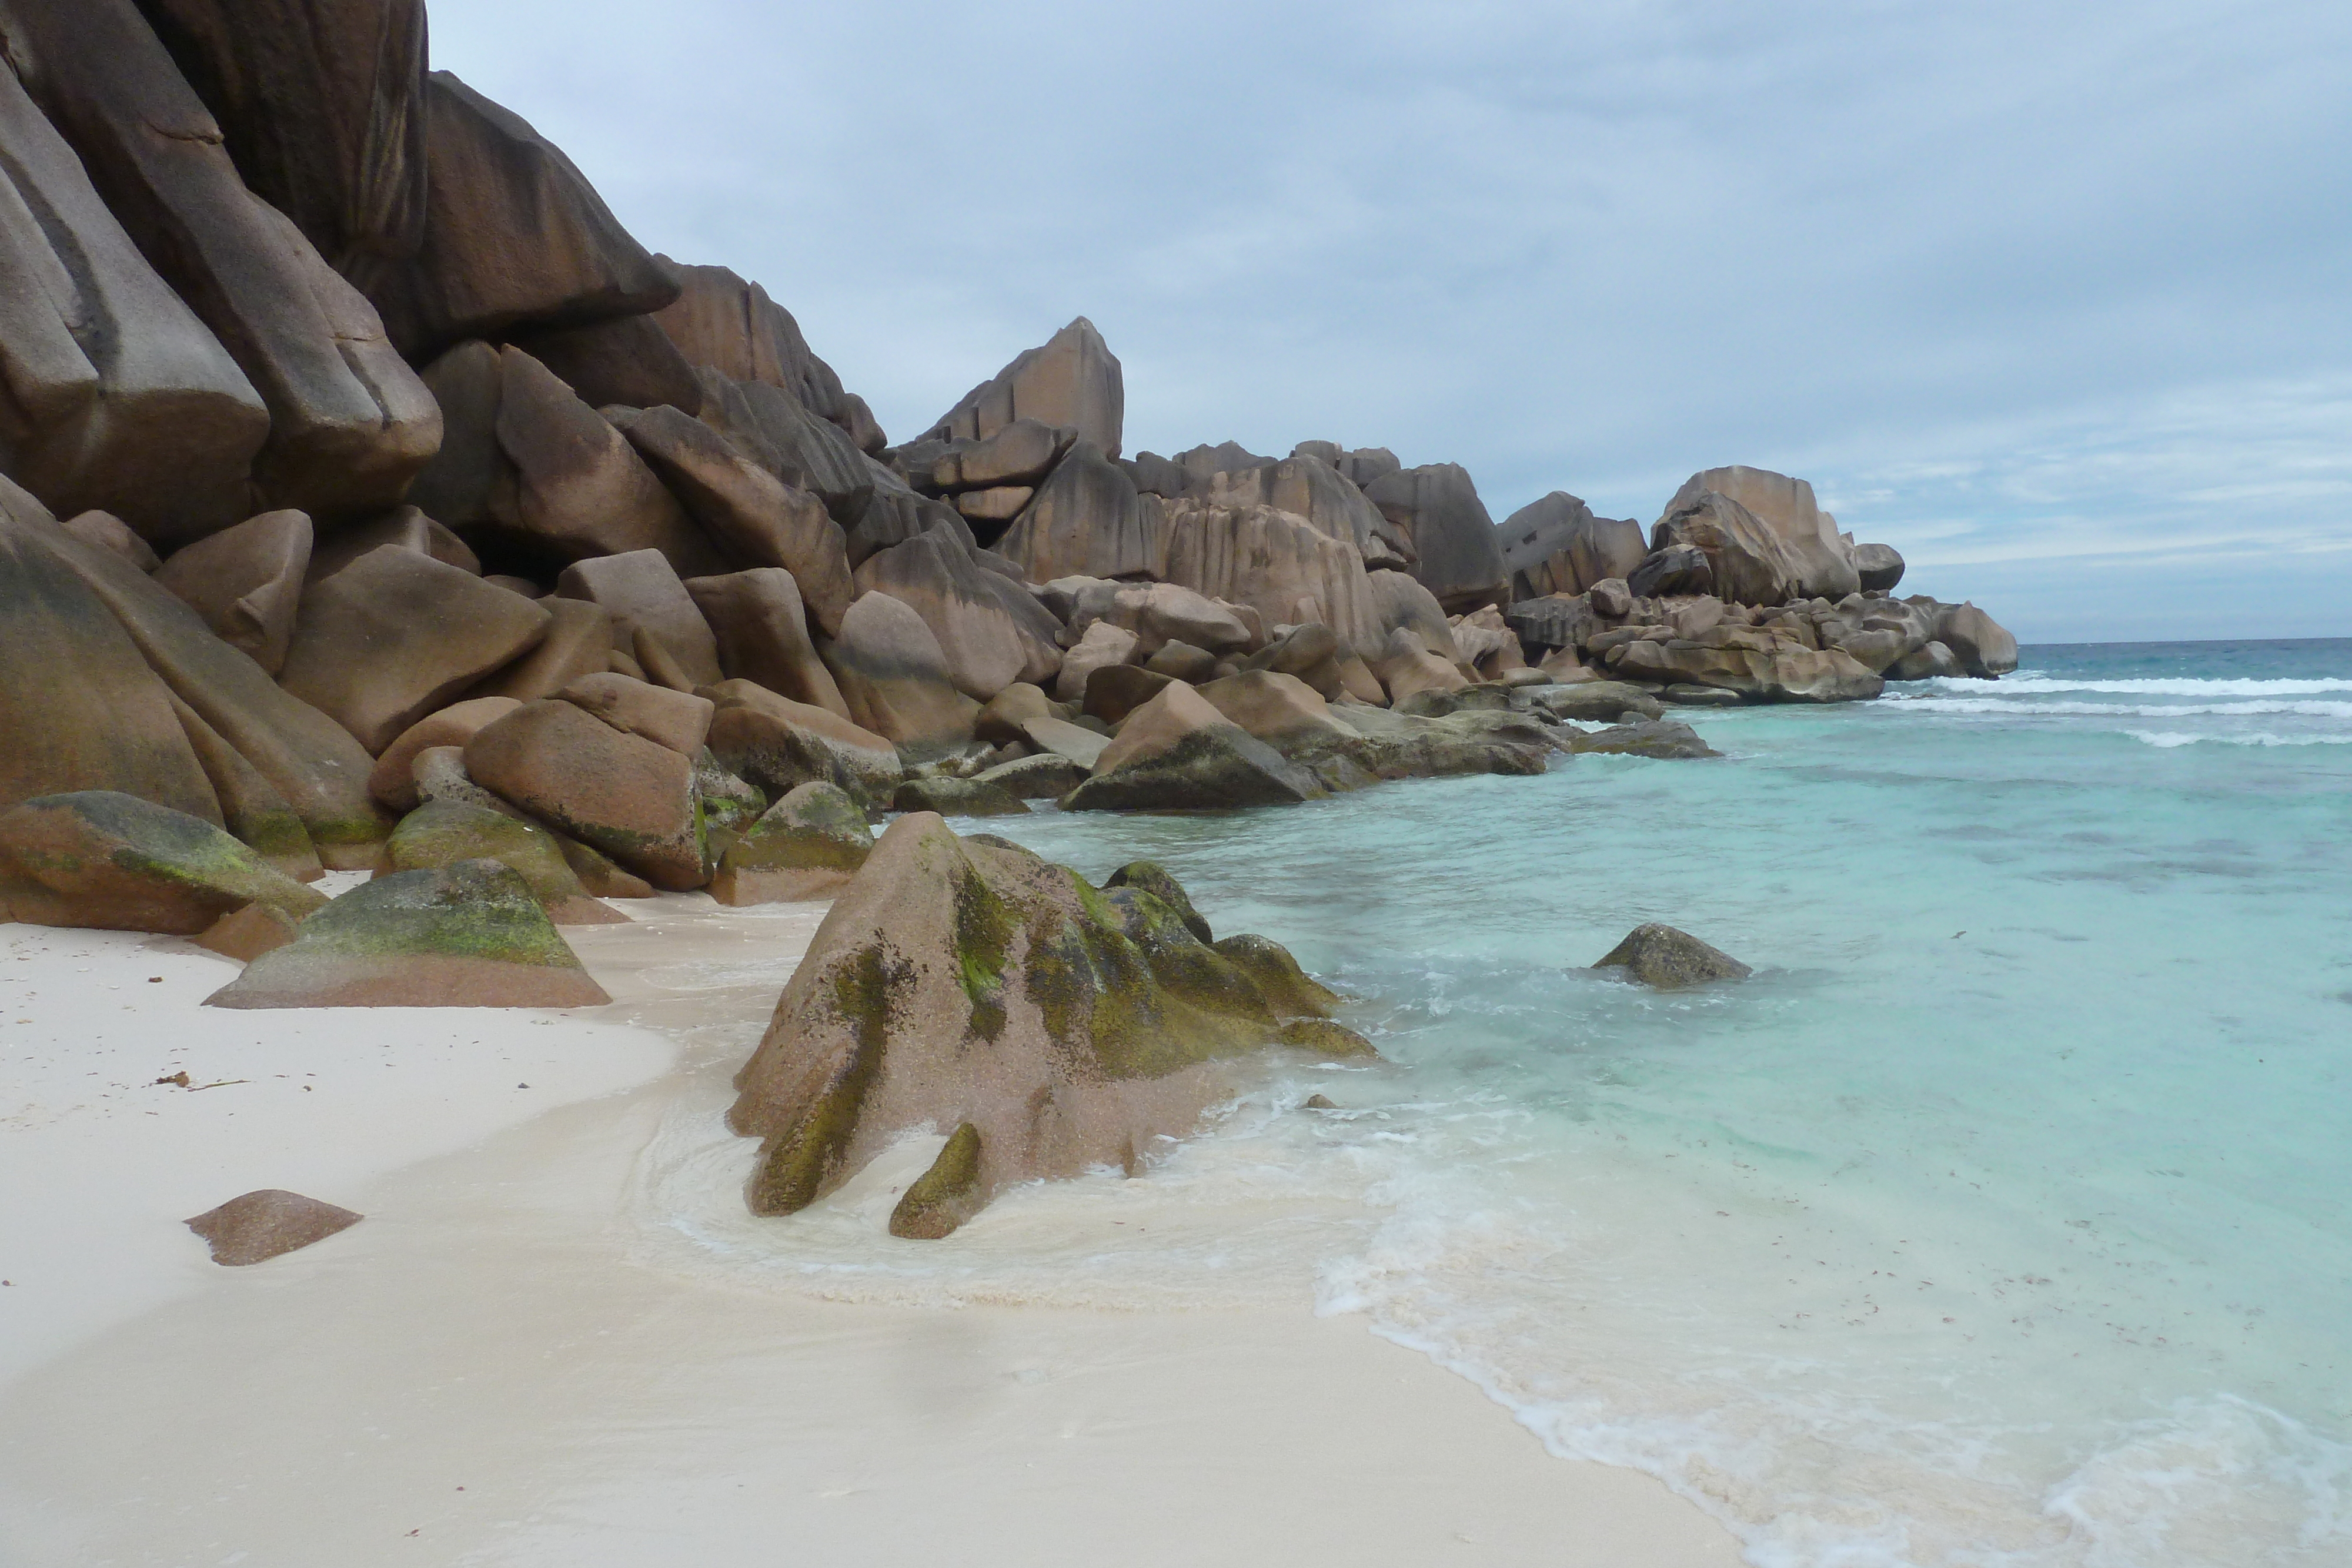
[431,0,2352,639]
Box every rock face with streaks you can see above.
[727,814,1365,1236]
[1,0,442,521]
[923,317,1122,459]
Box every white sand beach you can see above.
[0,892,1738,1568]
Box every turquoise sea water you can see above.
[662,638,2352,1566]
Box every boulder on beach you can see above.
[28,493,395,865]
[853,527,1063,698]
[820,590,980,754]
[184,1189,362,1267]
[379,798,622,925]
[1592,923,1752,989]
[554,548,723,689]
[976,753,1088,799]
[1064,681,1321,812]
[727,814,1361,1236]
[1055,620,1142,704]
[708,781,873,905]
[169,694,323,882]
[368,697,523,812]
[703,680,903,807]
[152,509,312,675]
[466,597,614,704]
[686,569,853,719]
[559,673,713,756]
[1936,604,2020,678]
[206,857,610,1008]
[0,790,326,939]
[463,699,706,891]
[1083,664,1174,725]
[276,545,550,754]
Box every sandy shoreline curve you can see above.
[0,891,1739,1567]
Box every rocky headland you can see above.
[0,0,2017,1231]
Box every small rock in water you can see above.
[1563,718,1720,760]
[1302,1094,1338,1111]
[185,1189,362,1266]
[1592,923,1752,989]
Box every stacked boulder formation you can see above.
[0,0,2021,1222]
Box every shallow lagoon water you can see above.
[651,638,2352,1567]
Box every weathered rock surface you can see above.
[555,548,721,687]
[465,699,704,891]
[1888,639,1960,681]
[466,596,613,703]
[185,1189,361,1266]
[1607,630,1884,704]
[152,509,311,675]
[1104,859,1214,944]
[208,857,609,1008]
[4,0,440,520]
[1203,453,1409,567]
[727,814,1358,1235]
[0,790,326,943]
[1628,543,1714,600]
[614,404,856,633]
[708,781,871,905]
[276,546,549,754]
[0,491,222,821]
[1065,681,1321,811]
[1592,922,1752,988]
[507,313,701,415]
[821,591,980,754]
[854,529,1062,699]
[1020,716,1111,771]
[1562,718,1721,760]
[0,52,266,541]
[1499,493,1646,601]
[366,696,522,813]
[1053,620,1141,704]
[1370,626,1469,704]
[365,70,677,357]
[704,680,903,808]
[977,753,1088,799]
[58,511,162,571]
[34,497,392,863]
[1517,681,1665,723]
[974,682,1058,745]
[1155,501,1385,659]
[379,798,620,925]
[651,260,877,452]
[990,439,1157,580]
[1195,671,1364,760]
[1361,463,1506,613]
[1936,603,2019,678]
[560,672,712,756]
[1852,542,1905,593]
[691,367,875,526]
[482,347,720,577]
[303,503,476,583]
[1658,467,1858,602]
[1083,664,1175,726]
[891,775,1031,817]
[168,694,321,880]
[924,317,1123,458]
[1648,490,1820,607]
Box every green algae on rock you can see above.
[889,1122,987,1239]
[206,857,609,1008]
[727,812,1371,1236]
[0,790,326,937]
[380,798,624,925]
[709,780,874,905]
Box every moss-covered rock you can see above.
[728,813,1366,1237]
[888,1122,987,1239]
[380,800,623,925]
[693,748,767,859]
[890,775,1030,817]
[1104,860,1212,943]
[205,858,610,1008]
[709,781,874,906]
[1214,932,1344,1018]
[0,790,325,937]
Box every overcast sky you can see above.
[432,1,2351,643]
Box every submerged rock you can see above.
[206,857,609,1008]
[1592,923,1752,989]
[184,1189,362,1267]
[1562,718,1722,760]
[727,814,1365,1236]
